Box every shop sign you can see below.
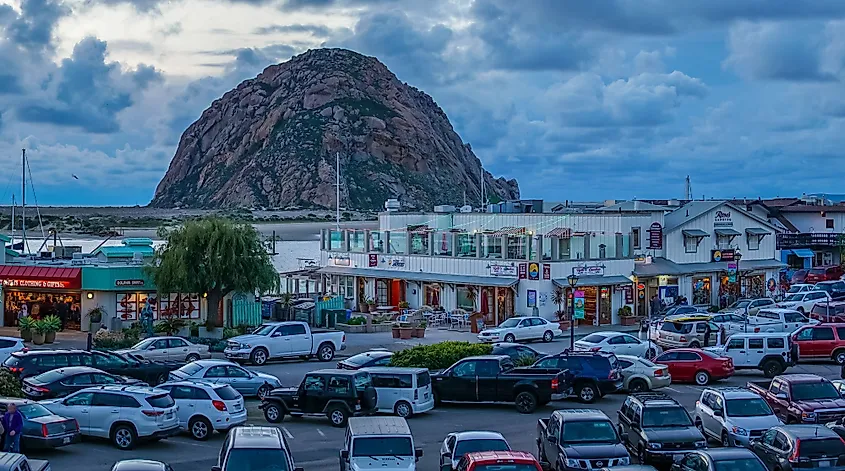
[714,210,733,227]
[647,222,663,250]
[574,290,585,320]
[527,290,537,308]
[1,279,72,289]
[518,263,527,279]
[727,262,737,282]
[331,255,352,266]
[542,264,551,280]
[573,266,604,277]
[368,254,378,267]
[620,285,634,304]
[385,257,406,268]
[528,262,540,280]
[491,264,518,277]
[711,249,736,262]
[115,279,145,287]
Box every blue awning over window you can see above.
[790,249,815,258]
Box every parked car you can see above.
[787,283,815,294]
[0,338,25,364]
[167,360,281,399]
[791,269,809,285]
[529,350,622,403]
[223,321,346,365]
[747,374,845,424]
[490,343,541,363]
[431,355,572,413]
[363,367,434,418]
[21,366,145,399]
[2,350,181,385]
[806,266,845,283]
[336,350,393,370]
[116,336,211,363]
[40,385,180,450]
[749,425,845,471]
[744,309,815,334]
[598,467,657,471]
[656,319,719,349]
[653,349,734,385]
[477,316,561,344]
[617,392,706,467]
[776,290,832,313]
[792,323,845,363]
[658,306,702,319]
[0,453,50,471]
[455,451,542,471]
[157,381,246,440]
[706,313,748,336]
[440,431,510,471]
[616,355,671,392]
[537,409,631,471]
[693,387,782,447]
[704,333,795,378]
[810,301,845,322]
[111,460,173,471]
[339,417,422,471]
[671,448,767,471]
[811,280,845,300]
[0,398,80,450]
[212,426,304,471]
[574,332,661,359]
[260,369,377,427]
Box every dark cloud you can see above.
[7,0,70,51]
[253,24,332,36]
[0,74,22,94]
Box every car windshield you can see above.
[224,449,289,471]
[30,369,68,385]
[17,403,54,419]
[105,352,133,365]
[725,398,773,417]
[352,437,413,457]
[785,294,805,302]
[562,420,618,444]
[176,363,203,376]
[214,385,241,401]
[475,466,539,471]
[345,353,384,366]
[728,301,751,309]
[713,458,767,471]
[810,269,826,275]
[798,438,845,457]
[131,338,155,350]
[454,439,510,457]
[660,322,693,334]
[792,382,841,401]
[788,286,804,293]
[498,319,520,328]
[642,407,693,427]
[253,325,276,336]
[580,334,607,344]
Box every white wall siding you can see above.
[784,212,845,233]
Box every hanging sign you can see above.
[368,254,378,267]
[491,264,518,277]
[528,262,540,280]
[727,262,737,283]
[542,264,551,280]
[711,249,736,262]
[573,266,604,277]
[647,222,663,250]
[574,290,586,320]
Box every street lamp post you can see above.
[736,251,744,331]
[567,274,579,349]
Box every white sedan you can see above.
[477,317,561,343]
[777,290,832,314]
[574,331,661,359]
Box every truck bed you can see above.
[310,328,341,334]
[747,380,772,392]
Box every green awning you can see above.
[715,228,742,237]
[682,229,710,238]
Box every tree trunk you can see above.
[207,289,224,327]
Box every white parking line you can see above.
[663,387,682,393]
[282,427,294,439]
[317,429,326,438]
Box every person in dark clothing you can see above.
[703,323,712,347]
[650,295,662,318]
[840,360,845,380]
[1,403,23,453]
[57,299,70,330]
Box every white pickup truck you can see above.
[224,321,346,365]
[727,308,818,334]
[0,453,50,471]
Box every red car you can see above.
[810,301,845,323]
[457,451,542,471]
[792,269,809,284]
[793,323,845,363]
[806,266,845,283]
[653,348,733,385]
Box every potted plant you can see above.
[391,325,401,338]
[42,315,61,343]
[19,317,34,343]
[398,300,410,311]
[32,320,48,345]
[414,321,427,338]
[359,299,371,313]
[367,298,377,311]
[399,326,413,340]
[618,306,636,326]
[551,288,570,329]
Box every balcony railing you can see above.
[777,232,845,249]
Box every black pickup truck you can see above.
[431,355,572,413]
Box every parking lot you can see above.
[28,354,844,471]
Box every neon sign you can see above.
[1,279,72,289]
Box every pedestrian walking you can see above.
[703,322,712,347]
[650,295,662,318]
[1,403,23,453]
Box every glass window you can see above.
[91,374,119,385]
[304,375,326,391]
[31,369,70,385]
[352,437,413,457]
[656,352,679,362]
[561,420,617,444]
[204,366,228,378]
[748,338,764,349]
[457,233,477,258]
[642,406,692,427]
[454,439,510,457]
[542,237,552,261]
[152,339,169,349]
[214,385,240,400]
[475,360,499,378]
[617,359,633,368]
[39,354,69,369]
[434,232,453,256]
[632,227,641,249]
[506,236,527,260]
[168,338,187,348]
[529,236,538,261]
[169,385,195,399]
[484,235,503,259]
[456,287,476,311]
[66,374,93,385]
[798,438,845,457]
[176,363,203,376]
[353,373,373,392]
[416,371,431,387]
[146,394,174,408]
[388,232,406,254]
[725,398,773,417]
[327,376,351,394]
[224,449,290,471]
[369,231,384,253]
[608,336,626,345]
[452,361,477,377]
[348,231,366,252]
[581,334,607,344]
[748,234,760,250]
[792,382,840,401]
[329,230,343,250]
[685,236,698,253]
[570,236,585,259]
[225,366,250,378]
[767,337,785,349]
[65,392,94,406]
[16,404,53,420]
[409,232,429,255]
[814,327,835,340]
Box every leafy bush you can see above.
[155,317,187,336]
[42,315,61,332]
[513,355,536,367]
[234,324,254,335]
[0,369,23,398]
[223,328,240,339]
[188,336,228,352]
[389,341,493,370]
[345,317,366,326]
[18,317,34,332]
[93,328,142,351]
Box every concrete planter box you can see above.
[337,323,392,334]
[199,327,224,339]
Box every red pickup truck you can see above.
[748,374,845,424]
[452,451,542,471]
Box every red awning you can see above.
[0,265,82,290]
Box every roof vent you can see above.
[384,199,400,212]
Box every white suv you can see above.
[694,387,781,447]
[158,380,247,440]
[40,385,179,449]
[705,332,795,377]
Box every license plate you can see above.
[355,404,361,411]
[234,404,242,411]
[166,412,173,419]
[819,461,832,468]
[63,437,71,444]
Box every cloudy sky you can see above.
[1,0,845,206]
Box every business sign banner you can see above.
[386,257,406,268]
[368,254,378,267]
[518,263,527,279]
[115,279,145,287]
[573,266,605,277]
[2,279,72,289]
[527,290,537,308]
[711,249,736,262]
[727,262,737,282]
[528,262,540,280]
[714,210,733,227]
[647,222,663,250]
[491,264,518,277]
[574,290,586,320]
[542,264,551,280]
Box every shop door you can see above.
[599,287,612,325]
[389,279,405,307]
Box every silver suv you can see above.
[656,318,718,349]
[694,387,782,447]
[213,426,304,471]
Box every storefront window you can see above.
[369,232,384,252]
[456,286,476,311]
[543,237,553,260]
[748,235,760,251]
[116,293,201,321]
[349,231,366,252]
[329,231,343,250]
[376,280,389,305]
[424,283,441,307]
[4,292,81,329]
[717,235,733,250]
[434,232,453,256]
[484,235,503,259]
[693,277,711,306]
[558,238,571,260]
[330,276,355,298]
[506,236,527,260]
[388,232,406,254]
[457,234,477,257]
[570,236,585,260]
[743,274,765,298]
[409,233,429,255]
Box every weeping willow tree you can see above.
[146,218,279,326]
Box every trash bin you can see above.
[470,313,484,334]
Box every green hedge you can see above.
[188,336,229,352]
[0,369,23,398]
[389,341,493,370]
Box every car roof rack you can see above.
[630,392,678,403]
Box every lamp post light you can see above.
[567,274,579,349]
[736,251,744,331]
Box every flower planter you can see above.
[20,329,32,343]
[45,331,56,344]
[32,332,45,345]
[414,328,426,338]
[392,327,401,338]
[399,328,413,340]
[360,303,371,313]
[621,317,638,326]
[558,320,571,330]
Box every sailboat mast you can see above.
[10,194,14,246]
[21,149,26,253]
[335,151,340,231]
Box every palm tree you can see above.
[551,287,565,320]
[465,287,478,311]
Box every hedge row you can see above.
[389,341,492,370]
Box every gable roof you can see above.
[664,200,781,233]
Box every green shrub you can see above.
[93,328,142,351]
[0,369,23,398]
[188,336,228,352]
[155,317,187,336]
[389,341,492,370]
[345,317,365,326]
[512,355,536,367]
[223,328,240,339]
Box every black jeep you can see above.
[260,369,377,427]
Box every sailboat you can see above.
[7,149,46,255]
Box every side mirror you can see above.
[415,448,423,461]
[272,332,281,337]
[340,450,349,460]
[776,393,788,400]
[148,346,156,350]
[714,409,724,418]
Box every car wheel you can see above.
[328,407,349,427]
[628,378,649,393]
[189,416,212,441]
[504,333,516,343]
[394,401,413,418]
[257,384,272,400]
[155,372,169,385]
[763,360,783,378]
[111,424,137,450]
[263,403,283,423]
[318,343,335,362]
[515,391,538,414]
[577,383,598,403]
[835,350,845,364]
[721,430,731,447]
[186,353,201,362]
[689,341,701,349]
[695,370,711,386]
[542,330,554,343]
[250,348,269,366]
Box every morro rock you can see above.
[151,48,519,210]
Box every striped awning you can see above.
[546,227,572,238]
[491,227,526,236]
